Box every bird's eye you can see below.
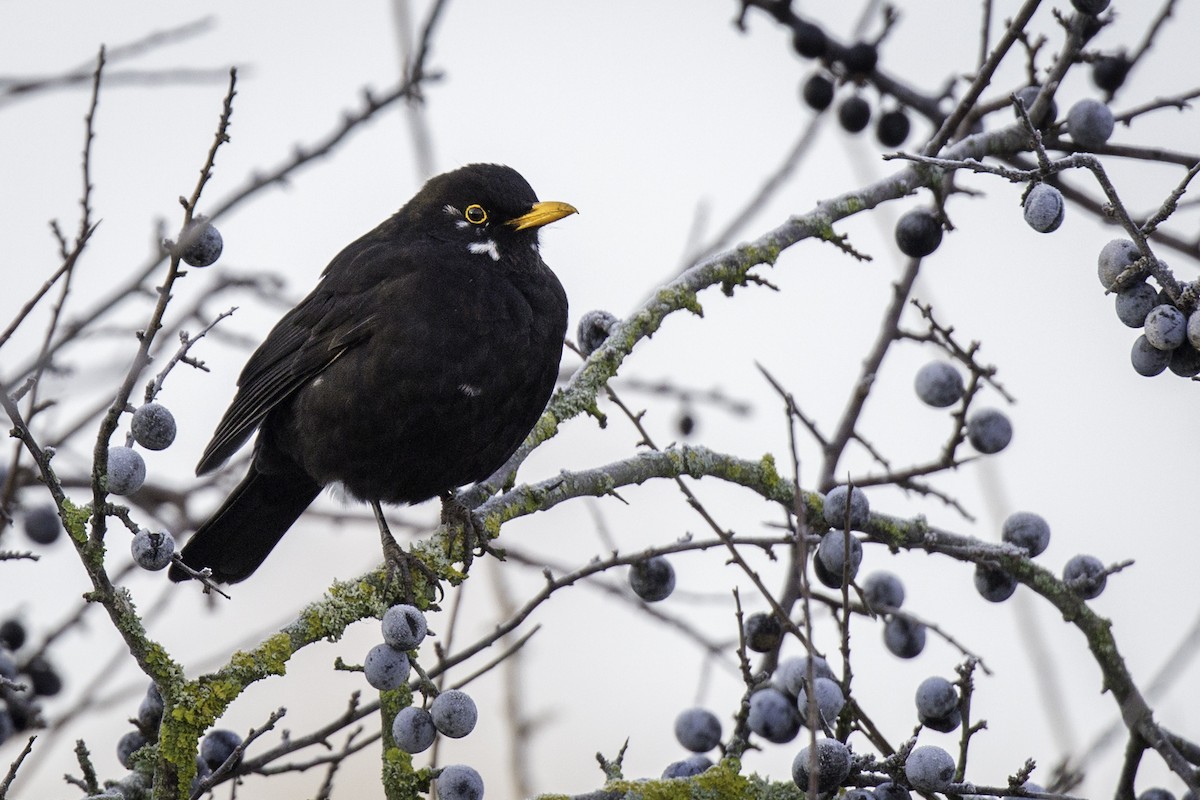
[464,204,488,225]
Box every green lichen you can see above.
[381,747,427,800]
[230,633,291,678]
[299,577,387,643]
[60,497,90,542]
[755,453,783,500]
[526,407,562,445]
[655,285,704,317]
[600,760,756,800]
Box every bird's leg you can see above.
[440,490,503,573]
[371,500,436,601]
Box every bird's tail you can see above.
[169,461,322,584]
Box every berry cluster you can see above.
[106,682,242,797]
[664,707,723,778]
[1092,239,1200,379]
[109,401,184,571]
[0,617,62,746]
[1017,96,1115,235]
[787,16,912,148]
[363,604,484,800]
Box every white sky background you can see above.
[3,1,1200,798]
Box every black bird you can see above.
[170,164,574,584]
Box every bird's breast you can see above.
[278,262,566,504]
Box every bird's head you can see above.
[403,163,576,263]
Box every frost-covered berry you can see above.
[1068,99,1115,149]
[1138,789,1176,800]
[138,683,164,730]
[883,616,926,659]
[27,655,62,697]
[875,782,913,800]
[922,706,962,733]
[1002,511,1050,556]
[677,412,696,437]
[1014,86,1058,130]
[748,687,800,743]
[1187,310,1200,350]
[662,755,712,779]
[1169,343,1200,377]
[792,21,828,59]
[23,504,62,545]
[744,612,783,653]
[0,710,13,746]
[437,764,484,800]
[1144,305,1186,350]
[392,706,436,753]
[914,361,964,408]
[966,408,1012,454]
[823,485,869,530]
[0,620,25,651]
[974,563,1017,602]
[797,676,845,725]
[577,310,618,356]
[812,552,842,589]
[0,650,16,682]
[130,403,176,451]
[1115,283,1159,328]
[629,556,675,602]
[802,73,834,111]
[431,689,478,739]
[876,109,911,148]
[895,209,943,258]
[117,729,147,768]
[181,220,223,268]
[674,707,722,752]
[906,745,955,791]
[817,530,863,586]
[106,446,146,495]
[382,604,427,651]
[131,529,175,571]
[776,654,835,696]
[863,571,905,611]
[1098,239,1141,290]
[1093,54,1131,94]
[842,42,878,75]
[792,738,852,793]
[201,728,243,770]
[1023,184,1065,233]
[363,643,410,691]
[915,676,958,720]
[1071,0,1110,14]
[838,96,871,133]
[1063,554,1107,599]
[1131,335,1171,377]
[191,758,212,795]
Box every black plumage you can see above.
[170,164,574,584]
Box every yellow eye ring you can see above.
[464,204,487,225]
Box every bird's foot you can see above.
[371,501,437,603]
[440,491,504,573]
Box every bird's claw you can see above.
[440,493,504,572]
[373,501,438,603]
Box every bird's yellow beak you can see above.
[508,201,578,231]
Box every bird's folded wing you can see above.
[194,296,376,475]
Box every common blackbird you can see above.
[170,163,574,584]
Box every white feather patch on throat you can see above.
[467,239,501,261]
